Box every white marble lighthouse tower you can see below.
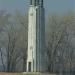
[27,0,46,72]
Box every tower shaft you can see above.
[27,0,47,72]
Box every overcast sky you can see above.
[0,0,75,15]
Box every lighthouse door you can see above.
[28,62,31,72]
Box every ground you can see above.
[0,72,56,75]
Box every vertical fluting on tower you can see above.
[30,0,39,6]
[30,0,43,6]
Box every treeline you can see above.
[0,11,75,74]
[0,11,28,72]
[46,13,75,75]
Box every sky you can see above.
[0,0,75,15]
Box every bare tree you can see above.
[0,11,10,32]
[14,12,28,71]
[46,14,75,74]
[0,11,28,72]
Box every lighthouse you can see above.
[27,0,46,72]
